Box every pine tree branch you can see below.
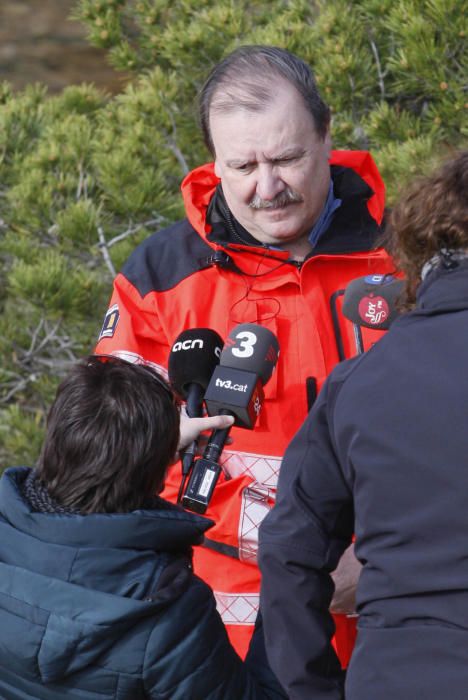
[98,217,169,277]
[76,163,88,200]
[106,217,166,247]
[23,319,62,361]
[166,139,190,175]
[0,318,76,405]
[25,318,46,357]
[0,319,80,405]
[369,37,386,99]
[97,226,117,277]
[0,376,32,404]
[164,108,190,175]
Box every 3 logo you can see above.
[231,330,257,358]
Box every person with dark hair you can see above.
[95,44,394,664]
[258,150,468,699]
[0,355,287,699]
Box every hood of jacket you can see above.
[180,150,386,241]
[0,467,213,683]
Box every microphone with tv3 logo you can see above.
[168,328,223,501]
[342,274,403,353]
[181,323,280,514]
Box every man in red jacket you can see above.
[95,45,393,664]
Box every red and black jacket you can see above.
[96,150,394,662]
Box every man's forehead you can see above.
[210,89,318,149]
[212,117,321,163]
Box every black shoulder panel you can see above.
[313,165,384,255]
[121,220,214,296]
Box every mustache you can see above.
[249,188,303,210]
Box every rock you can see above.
[0,0,126,94]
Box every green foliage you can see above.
[55,200,101,249]
[0,84,48,172]
[374,135,443,199]
[0,0,466,468]
[73,0,466,202]
[0,405,45,468]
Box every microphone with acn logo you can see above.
[168,328,223,501]
[342,274,403,353]
[181,323,280,514]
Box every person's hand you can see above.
[178,413,235,452]
[330,543,362,615]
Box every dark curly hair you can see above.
[386,150,468,308]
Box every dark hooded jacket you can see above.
[259,260,468,699]
[0,467,285,700]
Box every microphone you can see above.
[168,328,223,500]
[342,274,403,353]
[181,323,280,514]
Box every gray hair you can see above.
[199,45,331,155]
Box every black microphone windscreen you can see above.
[342,275,403,330]
[220,323,280,385]
[168,328,223,398]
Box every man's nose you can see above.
[255,165,284,201]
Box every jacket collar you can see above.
[181,150,385,257]
[0,467,213,551]
[416,259,468,313]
